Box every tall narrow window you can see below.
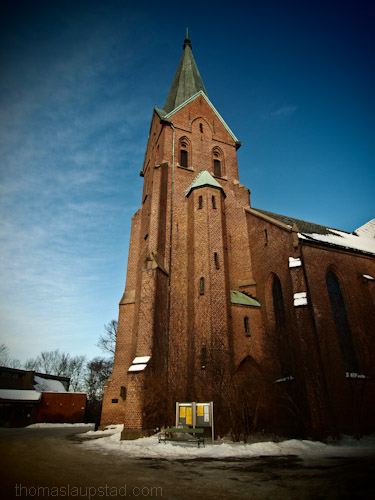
[212,195,216,209]
[201,347,207,369]
[214,252,219,269]
[244,316,250,337]
[200,277,205,295]
[198,195,203,209]
[199,123,203,133]
[326,271,358,372]
[272,276,286,331]
[179,138,190,168]
[212,148,225,177]
[214,159,221,177]
[180,149,188,167]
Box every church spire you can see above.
[163,33,207,114]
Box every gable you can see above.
[157,91,240,145]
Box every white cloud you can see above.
[269,105,298,119]
[259,105,298,122]
[0,22,148,363]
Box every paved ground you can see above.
[0,426,374,499]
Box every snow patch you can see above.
[354,218,375,239]
[363,274,374,281]
[132,356,151,364]
[85,424,124,436]
[299,228,375,255]
[275,376,295,383]
[81,427,375,460]
[289,257,301,268]
[128,364,147,372]
[27,423,94,429]
[346,372,368,379]
[294,292,307,306]
[0,389,41,401]
[33,375,67,393]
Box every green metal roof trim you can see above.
[230,290,261,307]
[162,91,240,144]
[185,170,225,198]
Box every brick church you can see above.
[101,35,375,439]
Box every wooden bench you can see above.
[158,427,205,448]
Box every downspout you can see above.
[161,119,175,378]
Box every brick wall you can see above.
[100,93,375,438]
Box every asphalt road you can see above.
[0,426,374,500]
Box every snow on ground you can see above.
[27,423,95,429]
[85,424,124,436]
[82,426,375,460]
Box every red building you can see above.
[0,367,86,427]
[100,36,375,439]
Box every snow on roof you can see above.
[354,218,375,239]
[293,292,308,306]
[0,389,41,401]
[128,364,147,372]
[132,356,151,365]
[299,228,375,255]
[33,375,67,393]
[289,257,302,268]
[254,209,375,256]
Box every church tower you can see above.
[100,35,259,437]
[100,34,375,439]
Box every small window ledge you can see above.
[275,376,294,383]
[345,372,369,379]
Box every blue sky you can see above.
[1,0,374,364]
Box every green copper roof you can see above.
[185,170,225,198]
[163,36,207,114]
[230,290,261,307]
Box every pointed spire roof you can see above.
[163,34,207,114]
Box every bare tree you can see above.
[24,349,86,392]
[0,344,21,368]
[97,320,117,357]
[84,357,113,400]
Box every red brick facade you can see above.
[100,40,375,438]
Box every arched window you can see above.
[272,276,286,331]
[326,271,358,372]
[179,138,190,168]
[214,159,221,177]
[180,149,188,167]
[212,148,224,178]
